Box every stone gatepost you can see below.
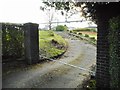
[24,23,39,64]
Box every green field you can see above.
[40,30,67,58]
[71,28,97,40]
[78,31,97,40]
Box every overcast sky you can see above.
[0,0,97,28]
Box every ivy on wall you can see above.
[108,16,120,88]
[2,23,24,59]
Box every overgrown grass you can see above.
[39,30,67,58]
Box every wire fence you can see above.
[40,55,96,77]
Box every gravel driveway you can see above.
[3,31,96,88]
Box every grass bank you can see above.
[39,30,67,59]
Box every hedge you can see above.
[2,23,24,59]
[108,16,120,88]
[72,28,97,32]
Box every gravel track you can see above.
[3,31,96,88]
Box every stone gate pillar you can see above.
[24,23,39,64]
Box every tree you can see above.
[42,1,120,88]
[42,2,120,22]
[40,6,56,30]
[40,2,82,26]
[47,8,53,30]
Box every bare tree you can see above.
[40,6,56,30]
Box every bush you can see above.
[108,16,120,88]
[69,31,72,33]
[78,32,82,35]
[2,23,24,59]
[85,34,89,37]
[90,37,95,40]
[87,80,96,90]
[72,28,97,32]
[56,25,68,31]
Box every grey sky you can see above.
[0,0,97,28]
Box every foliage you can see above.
[85,34,89,37]
[69,31,73,33]
[56,25,68,31]
[2,23,24,59]
[39,30,67,59]
[71,29,97,40]
[90,37,95,40]
[73,28,97,32]
[68,29,97,45]
[43,2,117,22]
[43,2,120,88]
[78,32,82,35]
[108,16,120,88]
[87,80,96,90]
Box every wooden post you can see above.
[24,23,39,64]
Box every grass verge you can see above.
[40,30,67,59]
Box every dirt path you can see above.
[3,31,96,88]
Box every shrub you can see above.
[85,34,89,37]
[56,25,68,31]
[90,37,96,42]
[2,23,24,59]
[78,32,82,35]
[108,16,120,88]
[72,28,97,32]
[87,80,96,90]
[69,31,73,33]
[90,37,95,40]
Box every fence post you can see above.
[24,23,39,64]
